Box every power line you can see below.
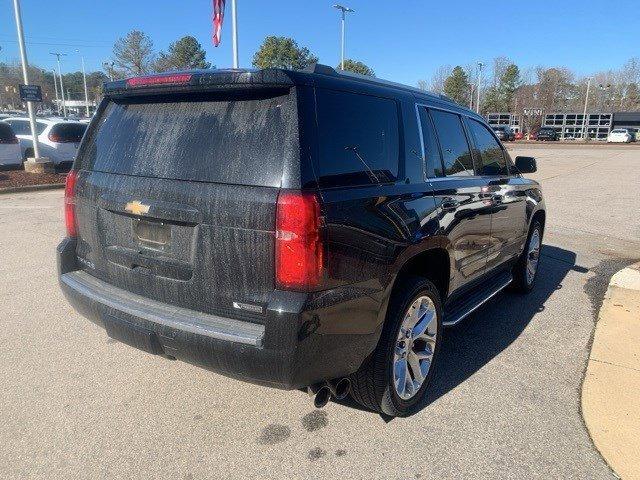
[0,39,110,48]
[0,33,111,45]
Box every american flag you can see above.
[212,0,225,47]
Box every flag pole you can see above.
[231,0,239,68]
[12,0,42,160]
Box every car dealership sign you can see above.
[18,84,42,102]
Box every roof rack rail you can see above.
[301,63,472,113]
[335,67,449,102]
[302,63,337,76]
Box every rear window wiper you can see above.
[345,145,381,184]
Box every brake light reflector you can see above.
[64,170,78,237]
[126,73,192,87]
[275,191,323,290]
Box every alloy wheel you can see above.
[526,228,541,285]
[393,295,438,400]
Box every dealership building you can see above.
[486,111,640,140]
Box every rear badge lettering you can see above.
[233,302,264,314]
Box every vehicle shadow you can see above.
[335,245,581,420]
[424,245,579,407]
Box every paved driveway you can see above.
[1,144,639,479]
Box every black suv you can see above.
[58,65,545,417]
[492,125,515,141]
[535,127,558,141]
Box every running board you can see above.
[443,272,513,327]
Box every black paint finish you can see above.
[58,67,545,390]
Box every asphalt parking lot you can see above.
[1,144,639,479]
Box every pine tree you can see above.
[155,36,211,72]
[338,59,375,77]
[252,36,318,70]
[443,66,471,106]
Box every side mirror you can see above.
[515,156,537,174]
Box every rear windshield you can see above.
[80,89,298,187]
[0,122,16,141]
[50,123,86,142]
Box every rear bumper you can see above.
[0,147,22,167]
[57,238,383,390]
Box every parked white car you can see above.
[3,117,87,169]
[0,121,23,169]
[607,128,634,143]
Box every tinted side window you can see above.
[418,107,443,177]
[429,109,474,176]
[468,119,508,175]
[316,89,399,188]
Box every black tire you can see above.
[511,220,543,293]
[349,276,443,417]
[24,148,34,161]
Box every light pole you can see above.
[333,4,354,70]
[52,69,60,115]
[50,52,67,117]
[582,77,591,140]
[11,0,42,160]
[476,62,484,114]
[76,50,90,117]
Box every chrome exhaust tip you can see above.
[308,384,331,408]
[328,378,351,400]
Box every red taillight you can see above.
[127,73,192,88]
[48,133,79,143]
[64,170,78,237]
[275,191,323,290]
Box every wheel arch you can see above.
[530,208,546,235]
[391,244,452,304]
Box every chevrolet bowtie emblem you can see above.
[124,200,150,216]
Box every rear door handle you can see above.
[441,197,460,211]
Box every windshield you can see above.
[79,89,298,187]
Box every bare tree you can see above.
[535,67,575,112]
[112,30,155,76]
[417,80,429,91]
[429,65,451,94]
[490,56,511,88]
[425,57,640,114]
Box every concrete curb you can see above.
[0,183,65,195]
[582,262,640,480]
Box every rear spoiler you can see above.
[103,69,302,97]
